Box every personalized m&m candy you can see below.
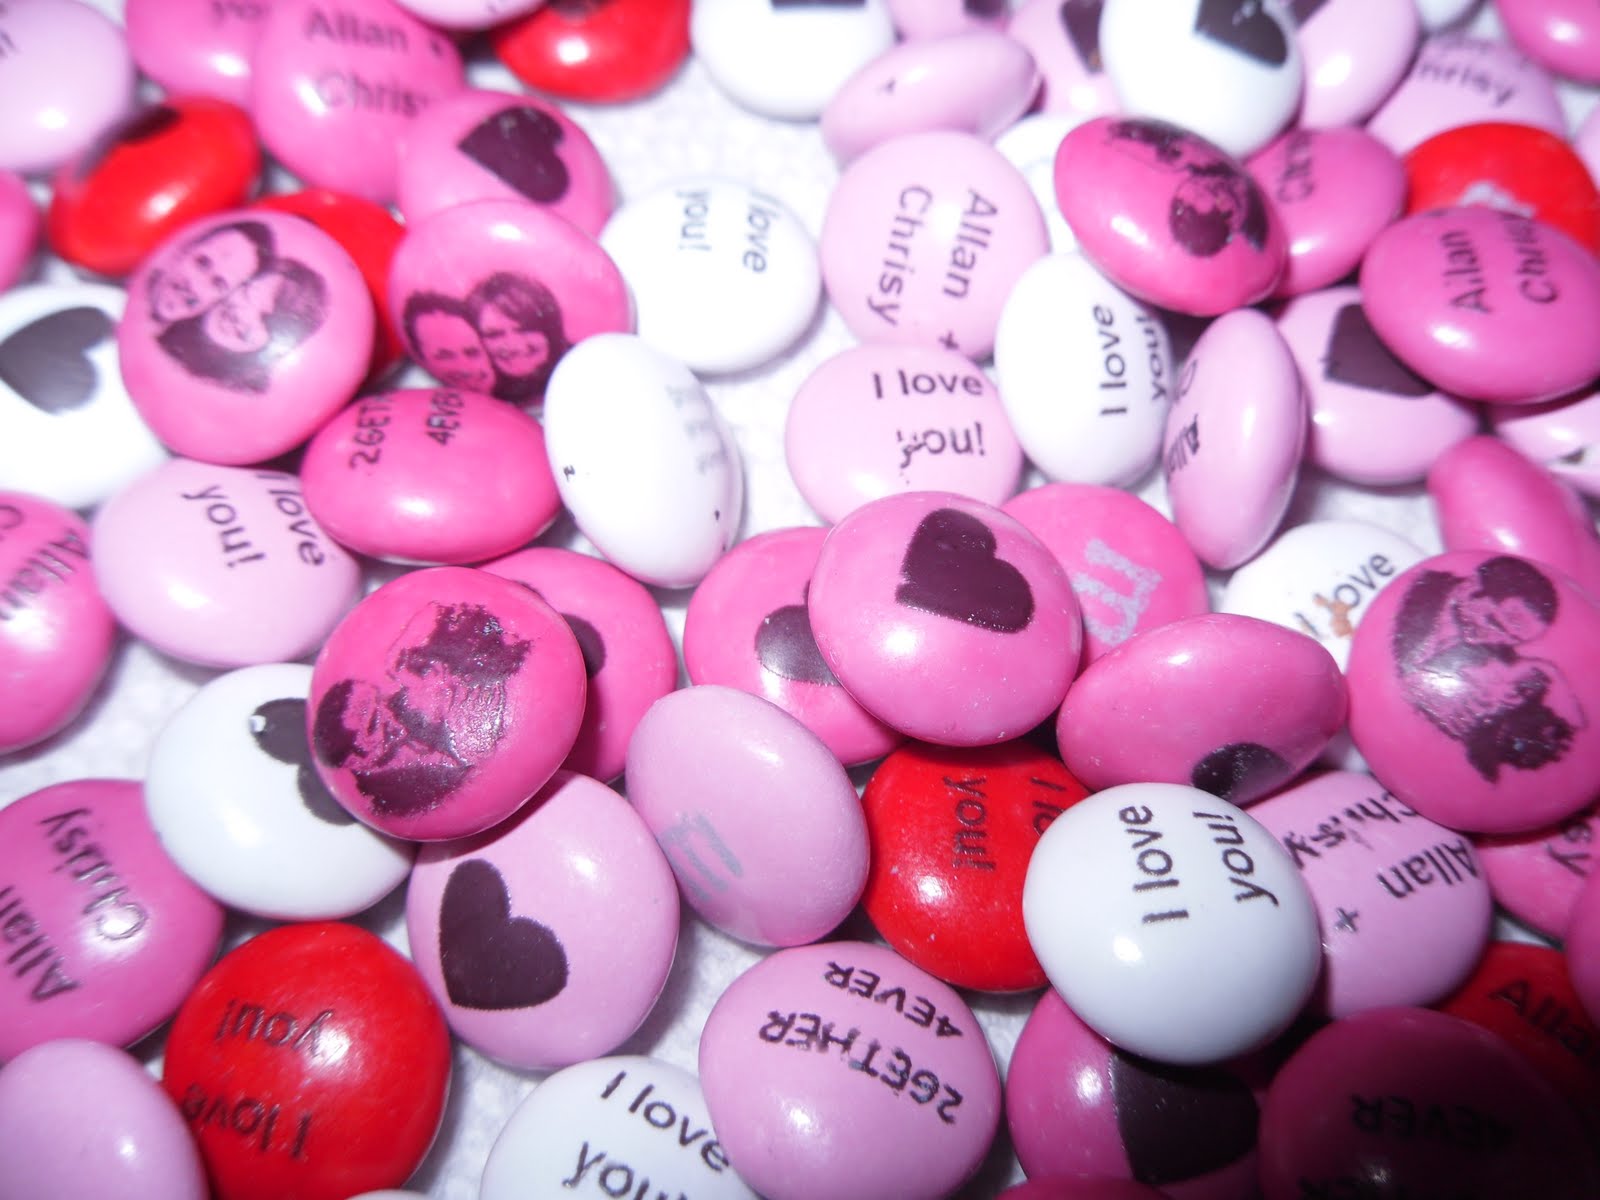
[307,566,585,841]
[480,1056,757,1200]
[161,923,451,1200]
[250,0,465,205]
[1055,117,1287,316]
[1474,801,1598,940]
[698,941,1002,1200]
[808,491,1082,746]
[1347,550,1600,833]
[1023,784,1322,1064]
[821,130,1049,360]
[627,686,869,948]
[0,282,168,511]
[862,740,1090,991]
[117,210,374,465]
[0,493,116,755]
[92,460,360,669]
[1007,988,1263,1199]
[300,388,561,566]
[125,0,268,106]
[1258,1007,1600,1200]
[682,526,902,768]
[1360,207,1600,405]
[144,664,415,922]
[405,771,679,1070]
[47,99,262,278]
[1251,770,1493,1017]
[0,780,225,1062]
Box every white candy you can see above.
[993,252,1174,487]
[1100,0,1304,158]
[144,664,415,921]
[481,1056,758,1200]
[1221,519,1427,672]
[1023,783,1322,1064]
[0,282,166,509]
[601,177,821,375]
[544,334,744,588]
[992,112,1085,254]
[691,0,897,120]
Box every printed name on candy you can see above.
[3,1,1600,1199]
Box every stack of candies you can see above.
[4,0,1600,1197]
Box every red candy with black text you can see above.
[48,98,262,277]
[254,187,407,379]
[1439,940,1600,1131]
[492,0,692,103]
[160,922,451,1200]
[861,739,1090,991]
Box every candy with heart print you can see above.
[405,771,679,1070]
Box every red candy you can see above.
[492,0,692,104]
[253,187,407,379]
[861,739,1089,991]
[47,98,262,278]
[1439,940,1600,1132]
[1404,121,1600,254]
[161,922,451,1200]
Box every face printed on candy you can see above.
[464,271,572,403]
[146,222,273,324]
[201,271,286,354]
[409,304,496,394]
[1104,119,1269,257]
[313,602,534,816]
[475,299,551,381]
[1393,557,1586,782]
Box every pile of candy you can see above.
[3,0,1600,1197]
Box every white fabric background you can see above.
[0,2,1593,1197]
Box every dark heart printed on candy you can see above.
[1109,1047,1259,1186]
[562,612,607,679]
[456,107,571,205]
[1190,742,1293,804]
[249,698,358,827]
[755,597,840,686]
[439,858,570,1011]
[1391,559,1588,783]
[312,602,532,816]
[72,103,181,181]
[1286,0,1328,22]
[1193,0,1289,67]
[1060,0,1106,72]
[895,508,1034,633]
[1324,303,1433,397]
[0,306,114,414]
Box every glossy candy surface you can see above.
[161,922,451,1200]
[48,99,262,278]
[493,0,692,104]
[0,779,224,1061]
[307,566,585,841]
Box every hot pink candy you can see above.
[683,525,902,768]
[1360,206,1600,405]
[0,780,224,1062]
[1002,482,1209,667]
[1054,116,1286,317]
[0,492,114,754]
[1347,550,1600,834]
[301,387,561,565]
[250,0,465,205]
[1056,613,1347,807]
[1474,801,1599,940]
[482,546,677,784]
[307,566,586,841]
[1428,435,1600,601]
